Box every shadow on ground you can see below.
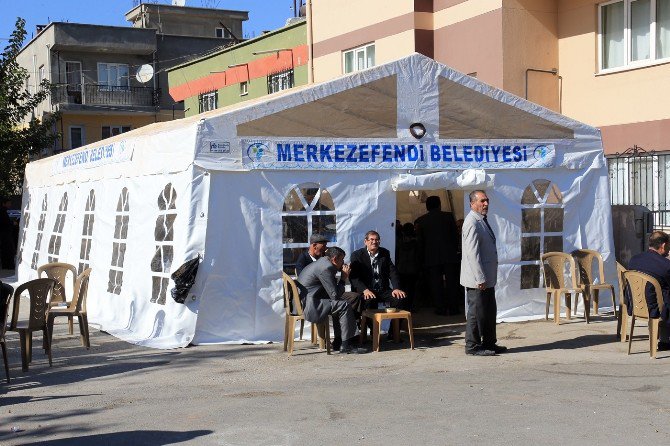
[3,429,213,446]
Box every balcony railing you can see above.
[51,83,159,108]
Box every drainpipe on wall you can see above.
[524,67,562,114]
[306,0,314,84]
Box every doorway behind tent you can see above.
[395,189,465,315]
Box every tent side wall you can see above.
[193,170,397,344]
[17,122,206,348]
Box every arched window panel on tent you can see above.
[520,179,564,290]
[78,189,96,274]
[282,183,336,274]
[31,195,48,270]
[108,188,129,295]
[17,193,31,266]
[150,183,177,305]
[48,192,69,263]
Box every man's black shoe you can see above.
[484,344,507,354]
[339,345,367,354]
[658,341,670,351]
[466,348,496,356]
[331,338,342,352]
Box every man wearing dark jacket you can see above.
[414,195,459,315]
[349,230,407,311]
[295,233,328,276]
[628,230,670,350]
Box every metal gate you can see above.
[607,145,670,230]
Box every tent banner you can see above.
[241,139,555,170]
[51,139,134,175]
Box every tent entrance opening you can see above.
[395,189,465,315]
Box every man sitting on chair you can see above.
[349,230,407,312]
[295,233,328,276]
[628,230,670,351]
[298,247,364,354]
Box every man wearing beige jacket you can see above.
[460,190,507,356]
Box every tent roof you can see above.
[26,53,600,187]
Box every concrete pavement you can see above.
[2,304,670,446]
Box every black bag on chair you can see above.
[170,256,200,304]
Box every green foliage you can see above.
[0,17,60,197]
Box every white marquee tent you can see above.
[17,53,615,349]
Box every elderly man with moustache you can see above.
[295,233,329,276]
[461,190,507,356]
[349,230,407,312]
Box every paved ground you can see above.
[2,297,670,446]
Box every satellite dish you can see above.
[172,0,186,6]
[135,64,154,83]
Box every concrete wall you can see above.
[310,0,417,82]
[58,113,155,151]
[433,1,505,89]
[502,0,559,110]
[126,4,248,40]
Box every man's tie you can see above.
[371,257,381,292]
[483,216,496,242]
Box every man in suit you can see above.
[461,190,506,356]
[295,233,328,276]
[628,230,670,350]
[415,196,460,315]
[298,246,364,354]
[349,230,407,311]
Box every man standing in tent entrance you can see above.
[298,247,365,354]
[415,196,460,315]
[461,190,507,356]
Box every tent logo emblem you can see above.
[533,145,549,161]
[247,142,270,162]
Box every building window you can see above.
[108,188,129,295]
[240,81,248,96]
[17,194,31,267]
[343,43,375,74]
[47,192,69,263]
[97,63,130,90]
[519,180,564,289]
[282,183,336,274]
[70,126,85,149]
[198,91,217,113]
[39,65,46,82]
[79,190,95,274]
[31,195,48,270]
[102,125,131,139]
[599,0,670,71]
[151,183,177,305]
[215,27,233,39]
[267,69,294,94]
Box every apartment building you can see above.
[167,19,307,118]
[305,0,670,225]
[17,3,248,154]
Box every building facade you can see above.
[306,0,670,226]
[167,20,307,118]
[17,4,248,154]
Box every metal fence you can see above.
[51,83,158,107]
[607,145,670,229]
